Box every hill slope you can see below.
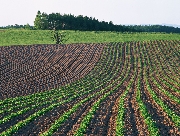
[0,43,104,99]
[0,40,179,135]
[1,30,180,46]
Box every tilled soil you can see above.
[1,41,179,136]
[148,78,180,116]
[0,43,104,99]
[140,73,180,135]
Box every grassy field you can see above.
[1,29,180,46]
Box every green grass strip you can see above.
[1,30,180,46]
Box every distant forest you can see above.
[1,11,180,33]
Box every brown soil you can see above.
[148,78,180,116]
[0,43,104,99]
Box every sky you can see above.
[0,0,180,27]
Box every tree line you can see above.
[1,10,180,33]
[33,11,180,33]
[0,24,33,30]
[33,11,130,32]
[126,25,180,33]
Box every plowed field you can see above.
[0,40,180,136]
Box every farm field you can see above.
[1,30,180,46]
[0,43,104,99]
[0,39,180,135]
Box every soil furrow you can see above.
[52,45,126,135]
[0,43,104,100]
[148,78,180,116]
[140,74,180,135]
[132,82,150,136]
[85,68,132,135]
[154,75,180,98]
[124,81,139,136]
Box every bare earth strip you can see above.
[0,43,104,99]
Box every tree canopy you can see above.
[1,11,180,33]
[33,11,180,33]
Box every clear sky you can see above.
[0,0,180,27]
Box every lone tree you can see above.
[51,27,69,44]
[34,10,69,44]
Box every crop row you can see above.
[0,40,179,135]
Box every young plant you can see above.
[51,28,69,44]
